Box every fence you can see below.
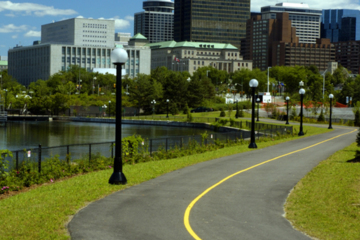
[4,124,292,173]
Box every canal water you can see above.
[0,121,213,151]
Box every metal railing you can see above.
[5,123,292,173]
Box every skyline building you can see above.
[173,0,250,49]
[321,9,360,42]
[41,17,115,48]
[261,3,322,44]
[146,40,252,75]
[243,12,335,72]
[134,0,174,43]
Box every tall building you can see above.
[146,40,252,75]
[174,0,250,49]
[243,13,335,71]
[321,9,360,42]
[334,41,360,74]
[41,17,115,48]
[8,19,151,85]
[261,3,322,44]
[134,0,174,43]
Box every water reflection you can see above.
[0,121,214,151]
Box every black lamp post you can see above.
[256,97,260,121]
[3,89,7,109]
[298,81,305,136]
[151,100,156,117]
[109,47,128,185]
[166,99,169,118]
[235,100,239,119]
[108,100,111,118]
[285,96,290,125]
[328,93,334,129]
[249,79,259,148]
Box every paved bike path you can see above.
[68,126,357,240]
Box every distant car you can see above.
[190,107,214,113]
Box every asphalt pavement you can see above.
[68,125,358,240]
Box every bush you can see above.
[317,109,325,122]
[220,108,226,117]
[214,96,225,104]
[354,110,360,127]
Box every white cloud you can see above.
[0,24,27,33]
[24,30,40,37]
[0,1,77,17]
[250,0,360,12]
[76,15,84,18]
[5,13,15,17]
[125,16,134,21]
[108,16,130,29]
[11,34,17,39]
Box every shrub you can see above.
[354,110,360,127]
[317,109,325,122]
[229,118,235,127]
[220,108,226,117]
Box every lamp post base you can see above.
[248,142,257,148]
[328,126,333,129]
[298,131,304,136]
[109,172,127,185]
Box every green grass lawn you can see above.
[0,125,330,240]
[285,142,360,240]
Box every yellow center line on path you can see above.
[184,129,357,240]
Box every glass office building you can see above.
[322,9,360,42]
[134,0,174,43]
[174,0,250,49]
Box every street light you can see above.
[108,100,111,118]
[235,100,239,119]
[285,96,290,125]
[93,77,97,95]
[256,98,260,121]
[151,100,156,116]
[166,99,169,118]
[328,94,334,129]
[299,85,306,136]
[0,74,2,89]
[249,79,258,148]
[3,89,8,110]
[267,67,271,93]
[322,69,328,101]
[109,47,128,185]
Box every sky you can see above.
[1,0,360,56]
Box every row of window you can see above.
[82,23,108,29]
[62,47,111,56]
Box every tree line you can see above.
[0,64,359,115]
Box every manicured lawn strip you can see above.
[285,142,360,240]
[0,126,329,239]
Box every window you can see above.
[72,48,76,54]
[62,47,66,54]
[67,47,71,54]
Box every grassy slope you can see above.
[285,142,360,240]
[0,125,327,239]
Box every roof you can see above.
[145,41,238,50]
[0,61,7,66]
[131,33,147,40]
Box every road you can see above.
[68,125,357,240]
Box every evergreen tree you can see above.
[220,108,226,117]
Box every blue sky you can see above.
[1,0,359,56]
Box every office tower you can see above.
[41,17,115,48]
[134,0,174,43]
[174,0,250,49]
[261,3,322,44]
[244,12,335,71]
[335,41,360,74]
[322,9,360,42]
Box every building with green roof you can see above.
[146,40,252,75]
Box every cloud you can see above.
[24,30,40,37]
[0,24,27,33]
[108,16,130,29]
[125,16,134,21]
[11,34,17,39]
[5,13,15,17]
[0,1,77,17]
